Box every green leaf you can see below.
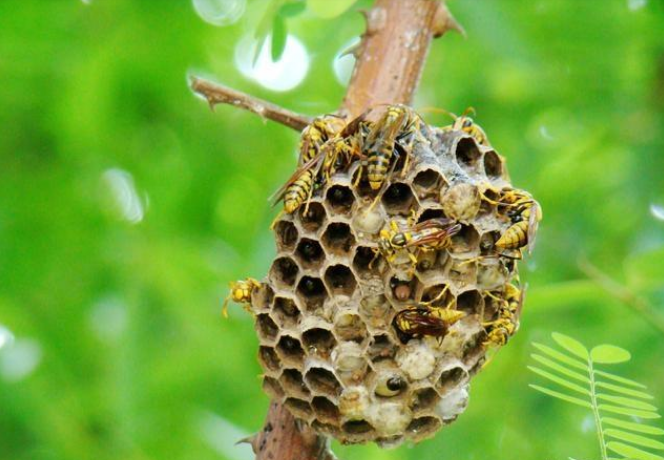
[596,370,648,389]
[602,418,664,436]
[533,343,588,371]
[552,332,589,360]
[599,404,661,419]
[253,0,286,65]
[598,394,659,411]
[624,247,664,291]
[597,381,655,400]
[529,384,592,409]
[607,442,664,460]
[307,0,358,18]
[270,14,287,61]
[531,354,590,384]
[279,1,306,17]
[528,366,590,396]
[605,429,664,450]
[591,345,632,364]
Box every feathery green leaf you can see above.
[599,404,661,419]
[553,332,589,360]
[591,345,632,364]
[529,384,592,408]
[597,381,655,400]
[528,366,590,396]
[605,429,664,450]
[596,370,648,389]
[533,343,588,371]
[598,394,659,411]
[531,354,591,384]
[602,418,664,436]
[607,442,664,460]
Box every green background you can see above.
[1,0,664,459]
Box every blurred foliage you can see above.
[0,0,663,460]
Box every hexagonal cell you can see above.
[479,231,501,255]
[334,312,369,344]
[312,396,341,424]
[411,387,440,413]
[341,420,375,436]
[413,169,446,200]
[297,202,327,233]
[417,207,446,223]
[447,258,477,289]
[295,238,325,268]
[421,284,454,308]
[456,290,483,315]
[437,366,469,394]
[272,296,302,329]
[269,256,299,288]
[262,376,285,400]
[284,397,313,420]
[359,295,393,329]
[382,182,416,216]
[455,137,482,169]
[324,265,357,297]
[477,259,509,291]
[302,328,337,358]
[368,334,397,362]
[258,346,282,373]
[483,150,504,179]
[373,372,408,399]
[482,291,503,321]
[305,367,342,397]
[296,276,328,311]
[322,222,356,254]
[407,416,441,439]
[312,421,341,438]
[274,220,298,251]
[279,368,310,399]
[276,335,305,366]
[390,276,415,302]
[326,185,356,216]
[449,224,480,255]
[352,246,378,278]
[256,314,279,342]
[251,284,274,312]
[441,183,481,222]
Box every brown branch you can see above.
[190,77,312,131]
[578,257,664,337]
[341,0,463,118]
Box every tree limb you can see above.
[190,77,312,131]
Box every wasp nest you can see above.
[240,107,539,447]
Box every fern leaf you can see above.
[607,441,664,460]
[529,384,592,408]
[597,381,655,400]
[591,345,632,364]
[597,394,659,411]
[531,354,591,384]
[595,370,648,389]
[599,404,661,419]
[605,429,664,450]
[552,332,590,360]
[528,366,590,396]
[533,343,588,371]
[602,418,664,436]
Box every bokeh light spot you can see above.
[193,0,246,26]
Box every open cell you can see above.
[262,376,285,400]
[296,276,328,311]
[456,290,483,315]
[255,314,279,342]
[272,296,302,329]
[295,238,325,268]
[324,265,357,297]
[455,137,482,168]
[297,202,327,233]
[312,396,341,424]
[302,328,337,358]
[322,223,356,254]
[326,185,356,216]
[411,387,440,413]
[276,335,305,366]
[437,366,469,394]
[368,334,397,362]
[382,182,416,216]
[284,397,313,420]
[279,368,310,398]
[274,220,299,251]
[413,169,446,200]
[407,416,441,438]
[269,256,299,288]
[258,346,282,372]
[334,312,368,344]
[305,367,342,397]
[352,246,378,278]
[483,150,504,179]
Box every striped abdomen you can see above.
[367,142,393,190]
[496,221,528,250]
[284,169,315,213]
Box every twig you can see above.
[578,257,664,337]
[190,77,312,131]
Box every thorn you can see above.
[432,2,466,39]
[236,434,257,446]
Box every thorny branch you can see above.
[194,1,462,459]
[190,77,312,131]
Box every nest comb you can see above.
[248,107,538,447]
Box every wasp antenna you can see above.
[462,107,477,117]
[222,295,232,318]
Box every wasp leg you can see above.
[269,210,286,230]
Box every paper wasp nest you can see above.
[249,112,536,447]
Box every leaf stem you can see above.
[588,357,608,460]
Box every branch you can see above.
[578,257,664,337]
[341,0,463,117]
[190,77,312,131]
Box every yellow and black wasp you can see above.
[483,282,524,348]
[441,107,490,146]
[222,278,261,318]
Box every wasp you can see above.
[363,105,423,191]
[441,107,490,146]
[378,216,462,269]
[298,115,345,164]
[394,306,466,343]
[479,186,542,258]
[483,282,524,348]
[222,278,261,318]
